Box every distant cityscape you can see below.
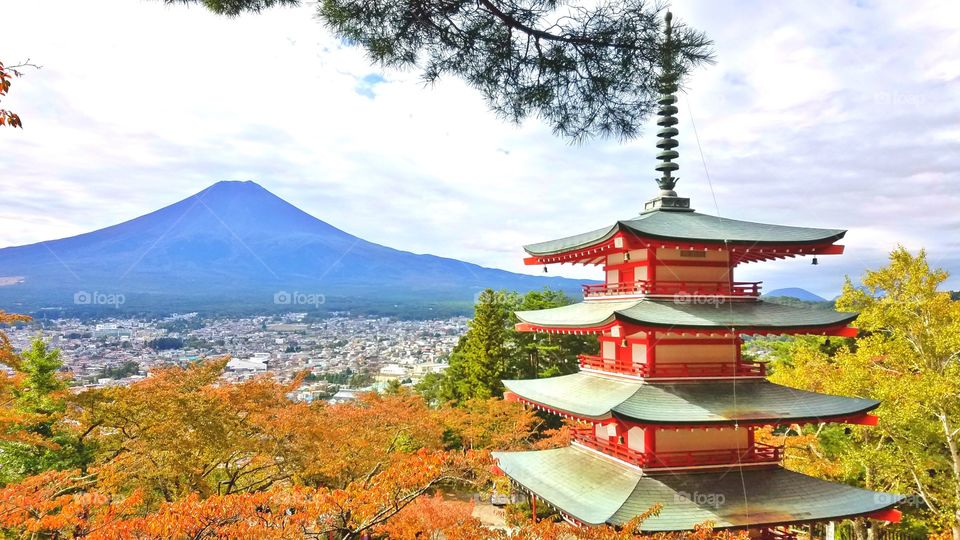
[6,313,466,403]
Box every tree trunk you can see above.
[939,412,960,540]
[853,519,867,540]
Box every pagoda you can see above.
[493,13,903,538]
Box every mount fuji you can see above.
[0,181,583,315]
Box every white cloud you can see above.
[1,0,958,295]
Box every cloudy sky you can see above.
[1,0,958,298]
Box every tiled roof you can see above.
[514,299,857,330]
[524,210,846,256]
[503,372,879,424]
[494,445,901,530]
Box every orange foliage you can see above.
[0,61,27,128]
[0,311,41,447]
[0,450,486,539]
[375,492,482,539]
[442,397,542,451]
[0,355,742,539]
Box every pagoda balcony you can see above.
[577,354,644,376]
[582,280,761,299]
[643,360,766,378]
[578,355,766,378]
[572,427,782,469]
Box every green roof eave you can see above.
[503,373,637,420]
[503,372,879,424]
[612,378,880,425]
[522,210,847,257]
[494,446,902,530]
[514,299,858,331]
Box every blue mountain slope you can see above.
[763,287,827,302]
[0,181,584,311]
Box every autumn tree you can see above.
[0,60,36,128]
[164,0,712,141]
[769,248,960,538]
[71,358,322,501]
[0,353,744,539]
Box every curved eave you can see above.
[523,224,619,258]
[522,211,847,258]
[503,373,634,420]
[611,380,880,425]
[503,373,880,426]
[515,300,858,335]
[494,446,903,531]
[618,218,847,248]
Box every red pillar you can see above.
[531,494,538,522]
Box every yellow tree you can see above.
[771,248,960,538]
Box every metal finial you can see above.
[655,11,680,195]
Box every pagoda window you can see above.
[605,268,620,286]
[600,340,617,360]
[656,247,730,264]
[630,342,647,368]
[655,427,748,453]
[653,263,731,283]
[654,341,736,365]
[594,422,617,443]
[626,426,645,452]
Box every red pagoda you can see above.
[492,13,902,537]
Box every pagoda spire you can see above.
[643,11,692,213]
[656,11,680,196]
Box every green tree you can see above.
[164,0,712,142]
[430,288,593,404]
[770,248,960,538]
[510,288,594,379]
[0,337,90,484]
[445,289,515,401]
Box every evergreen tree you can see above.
[429,288,594,404]
[510,288,595,379]
[448,289,515,401]
[0,337,90,484]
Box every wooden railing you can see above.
[577,354,644,375]
[644,361,766,378]
[647,442,782,468]
[582,280,761,298]
[577,355,766,378]
[572,427,782,469]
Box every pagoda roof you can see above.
[514,299,857,333]
[503,372,879,424]
[494,445,902,530]
[524,209,846,257]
